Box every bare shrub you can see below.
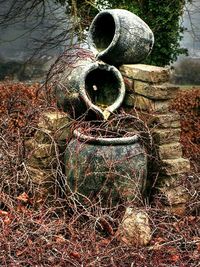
[0,80,200,266]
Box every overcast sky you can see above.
[181,0,200,57]
[0,1,68,62]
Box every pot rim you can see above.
[79,61,125,120]
[73,127,139,145]
[88,9,121,58]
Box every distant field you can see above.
[178,85,200,90]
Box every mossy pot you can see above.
[88,9,154,65]
[65,123,147,206]
[55,59,125,120]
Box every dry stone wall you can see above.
[25,111,72,199]
[120,64,191,215]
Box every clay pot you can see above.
[65,119,147,206]
[88,9,154,65]
[55,58,125,120]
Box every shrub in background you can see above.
[171,88,200,168]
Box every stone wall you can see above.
[120,64,191,215]
[25,111,72,200]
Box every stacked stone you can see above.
[25,111,71,199]
[120,64,191,214]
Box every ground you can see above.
[0,81,199,266]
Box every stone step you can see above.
[26,139,56,169]
[124,93,171,113]
[149,113,181,128]
[38,111,71,131]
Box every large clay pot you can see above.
[55,57,125,120]
[88,9,154,65]
[65,120,147,206]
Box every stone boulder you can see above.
[119,207,151,246]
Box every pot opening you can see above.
[91,13,115,51]
[85,68,120,108]
[72,116,149,145]
[74,125,139,145]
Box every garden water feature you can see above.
[60,9,154,205]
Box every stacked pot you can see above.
[61,9,154,206]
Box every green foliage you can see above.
[59,0,189,66]
[99,0,188,66]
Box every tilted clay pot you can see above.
[88,9,154,65]
[55,58,125,120]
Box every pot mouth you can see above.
[72,116,146,145]
[74,128,139,145]
[80,62,125,120]
[88,10,120,58]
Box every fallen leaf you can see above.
[27,239,33,246]
[16,248,27,256]
[4,217,11,225]
[99,217,114,235]
[16,192,29,203]
[98,238,110,247]
[70,251,81,259]
[0,210,8,216]
[170,254,180,262]
[55,235,66,244]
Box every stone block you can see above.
[120,64,170,83]
[151,128,181,145]
[34,129,52,144]
[164,204,186,216]
[27,166,55,198]
[38,111,71,132]
[157,142,183,160]
[161,158,190,175]
[123,76,134,92]
[123,93,135,107]
[123,93,171,113]
[119,208,151,246]
[36,111,72,143]
[134,95,171,113]
[28,156,56,169]
[159,185,190,206]
[35,127,71,144]
[149,113,181,128]
[26,139,56,168]
[26,139,55,158]
[133,81,179,100]
[155,174,180,188]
